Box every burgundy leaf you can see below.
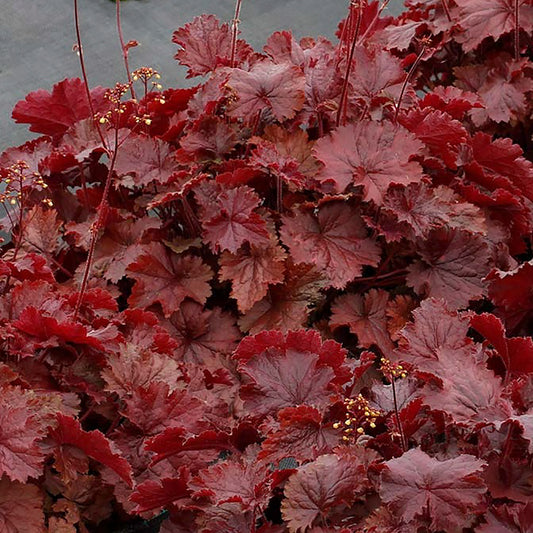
[280,201,381,289]
[258,405,339,463]
[162,300,241,365]
[234,330,349,417]
[227,61,306,121]
[113,135,178,187]
[172,14,252,77]
[313,121,423,203]
[331,289,394,353]
[239,262,326,334]
[131,469,191,513]
[380,448,487,530]
[127,243,213,317]
[0,478,44,532]
[219,241,287,313]
[407,228,491,309]
[11,78,108,135]
[200,186,270,253]
[282,449,377,531]
[50,414,133,486]
[191,456,272,510]
[455,0,533,52]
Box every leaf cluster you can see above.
[0,1,533,531]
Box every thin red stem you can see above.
[244,110,262,158]
[116,0,136,99]
[394,45,426,123]
[2,180,25,302]
[75,126,120,318]
[514,0,520,61]
[357,0,391,44]
[336,2,362,127]
[276,175,283,213]
[440,0,452,22]
[73,0,108,150]
[181,196,202,235]
[317,111,324,137]
[230,0,243,68]
[391,379,408,452]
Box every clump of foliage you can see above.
[1,0,533,531]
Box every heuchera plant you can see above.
[1,0,533,530]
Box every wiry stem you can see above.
[391,379,407,452]
[336,1,362,127]
[73,0,108,150]
[181,196,202,235]
[116,0,136,99]
[74,126,119,318]
[514,0,520,61]
[394,44,426,123]
[276,175,283,213]
[440,0,452,22]
[230,0,243,68]
[357,0,391,44]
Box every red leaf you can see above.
[477,503,533,533]
[227,61,306,121]
[386,294,417,341]
[12,78,108,136]
[50,414,133,486]
[177,116,237,163]
[219,240,287,313]
[0,253,54,283]
[470,313,533,375]
[313,121,423,203]
[238,261,326,334]
[407,228,491,309]
[258,405,339,463]
[349,46,409,107]
[331,289,394,353]
[455,0,533,52]
[281,450,376,531]
[0,477,44,531]
[201,186,270,253]
[122,383,207,436]
[264,30,305,66]
[380,448,487,530]
[128,243,213,317]
[455,54,533,124]
[191,457,272,510]
[172,15,252,77]
[396,299,510,422]
[146,429,230,465]
[421,85,483,121]
[0,390,44,482]
[113,135,178,187]
[21,205,62,256]
[91,216,160,283]
[467,132,533,203]
[13,306,104,350]
[382,182,486,239]
[250,139,307,190]
[234,330,349,416]
[162,300,241,365]
[399,109,468,169]
[0,136,54,176]
[280,201,381,289]
[487,260,533,332]
[131,469,191,513]
[101,342,180,396]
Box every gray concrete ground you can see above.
[0,0,405,152]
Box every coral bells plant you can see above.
[1,0,533,530]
